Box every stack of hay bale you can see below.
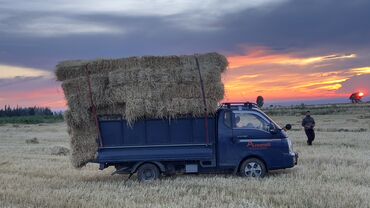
[56,53,228,167]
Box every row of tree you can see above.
[0,105,55,117]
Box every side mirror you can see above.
[284,124,292,131]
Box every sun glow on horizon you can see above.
[223,49,368,102]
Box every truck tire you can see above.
[240,158,266,178]
[137,163,160,182]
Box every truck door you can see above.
[217,110,282,168]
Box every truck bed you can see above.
[97,115,216,163]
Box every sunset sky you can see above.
[0,0,369,110]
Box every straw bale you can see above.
[69,127,99,167]
[56,53,228,81]
[64,104,126,129]
[122,98,220,123]
[108,66,221,87]
[58,52,228,167]
[108,82,224,104]
[56,59,128,81]
[62,74,110,108]
[166,98,219,117]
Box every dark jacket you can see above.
[302,115,315,130]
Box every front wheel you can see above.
[137,163,160,182]
[240,158,266,178]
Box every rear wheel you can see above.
[137,163,160,182]
[240,158,266,178]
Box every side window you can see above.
[224,111,232,128]
[233,112,269,131]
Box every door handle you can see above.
[232,135,250,143]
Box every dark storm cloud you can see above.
[222,0,370,55]
[1,0,370,71]
[0,13,225,70]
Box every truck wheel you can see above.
[137,163,160,182]
[240,158,266,178]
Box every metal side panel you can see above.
[97,144,214,163]
[99,116,216,147]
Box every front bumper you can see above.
[283,151,298,168]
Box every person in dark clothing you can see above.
[302,111,315,145]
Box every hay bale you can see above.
[26,137,39,144]
[166,98,220,117]
[62,74,110,109]
[56,53,227,81]
[69,128,99,167]
[108,82,224,103]
[56,59,122,81]
[50,146,70,156]
[64,104,126,128]
[108,65,221,87]
[57,52,228,168]
[64,109,91,128]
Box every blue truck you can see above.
[96,102,298,181]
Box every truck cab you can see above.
[217,103,297,176]
[97,102,298,181]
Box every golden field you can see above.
[0,104,369,208]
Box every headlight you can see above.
[287,138,294,154]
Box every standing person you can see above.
[302,111,315,145]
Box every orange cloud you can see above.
[227,49,356,69]
[0,64,52,79]
[350,67,370,75]
[223,49,367,102]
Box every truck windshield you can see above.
[255,109,282,129]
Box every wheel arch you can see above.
[131,161,166,174]
[235,155,268,174]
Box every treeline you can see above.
[0,105,56,117]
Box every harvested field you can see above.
[0,104,369,208]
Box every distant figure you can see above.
[256,96,264,108]
[302,111,315,145]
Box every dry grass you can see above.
[0,107,370,207]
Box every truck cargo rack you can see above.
[221,102,259,109]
